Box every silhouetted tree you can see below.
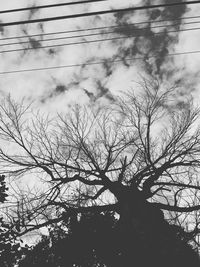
[0,79,199,265]
[0,175,29,266]
[18,211,116,267]
[18,210,199,267]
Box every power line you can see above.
[0,26,199,54]
[0,0,107,14]
[1,14,200,42]
[0,20,200,48]
[0,49,200,75]
[0,1,200,27]
[0,15,198,42]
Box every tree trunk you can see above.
[109,184,200,267]
[111,184,171,266]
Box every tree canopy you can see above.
[17,210,199,267]
[0,175,29,267]
[0,79,199,265]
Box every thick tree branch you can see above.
[63,174,104,186]
[151,202,200,212]
[118,156,127,183]
[153,182,200,190]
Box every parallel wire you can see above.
[0,2,199,75]
[0,50,200,75]
[1,14,200,42]
[0,26,199,54]
[0,0,107,14]
[0,1,200,27]
[0,20,200,47]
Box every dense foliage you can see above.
[0,175,28,267]
[18,211,199,267]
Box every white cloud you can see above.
[0,0,199,105]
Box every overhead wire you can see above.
[1,14,200,42]
[0,1,199,75]
[0,20,200,48]
[0,1,200,27]
[0,0,107,14]
[0,26,199,54]
[0,49,200,75]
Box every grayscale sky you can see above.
[1,0,200,245]
[0,0,200,113]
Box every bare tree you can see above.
[0,79,200,249]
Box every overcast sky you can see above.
[1,0,200,244]
[0,0,199,113]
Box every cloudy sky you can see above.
[0,0,200,112]
[1,0,200,244]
